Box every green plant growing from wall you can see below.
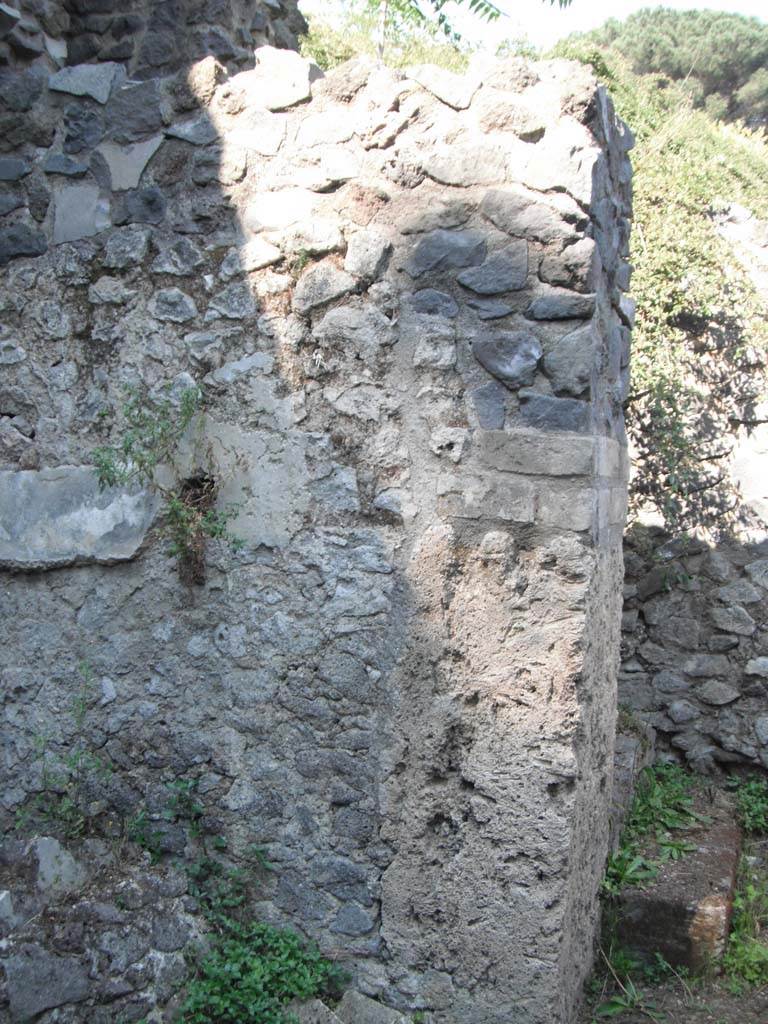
[14,661,112,839]
[92,385,242,583]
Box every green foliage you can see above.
[571,8,768,125]
[93,387,241,581]
[93,385,201,489]
[602,763,698,895]
[723,859,768,990]
[728,774,768,834]
[301,0,570,70]
[15,661,112,840]
[180,921,347,1024]
[551,41,768,533]
[126,808,165,864]
[300,1,472,71]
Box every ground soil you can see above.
[578,789,768,1024]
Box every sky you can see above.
[298,0,767,50]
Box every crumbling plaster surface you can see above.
[0,8,632,1021]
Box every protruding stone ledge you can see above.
[0,466,157,571]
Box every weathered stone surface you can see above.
[291,999,342,1024]
[0,192,24,216]
[150,287,197,322]
[684,654,732,678]
[42,153,89,177]
[405,228,486,278]
[405,314,456,370]
[105,80,164,143]
[115,186,166,225]
[710,605,756,636]
[33,836,87,894]
[421,139,508,187]
[478,429,595,476]
[97,136,163,190]
[245,189,316,232]
[540,237,598,291]
[481,187,576,243]
[543,323,597,396]
[0,467,157,571]
[0,222,47,265]
[408,288,459,318]
[292,263,355,315]
[0,157,31,181]
[746,657,768,678]
[457,241,528,294]
[519,393,591,432]
[53,182,110,243]
[406,64,481,110]
[102,224,150,268]
[615,795,740,972]
[166,116,218,146]
[151,236,204,276]
[527,286,595,320]
[472,331,541,389]
[207,282,258,320]
[344,229,391,281]
[49,62,124,104]
[697,680,740,706]
[336,991,407,1024]
[3,945,90,1021]
[228,45,320,112]
[466,296,513,319]
[746,559,768,589]
[63,104,104,154]
[471,380,507,428]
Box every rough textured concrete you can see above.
[0,11,631,1023]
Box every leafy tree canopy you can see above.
[572,7,768,124]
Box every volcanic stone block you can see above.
[615,797,741,971]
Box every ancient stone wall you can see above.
[621,528,768,773]
[0,7,632,1021]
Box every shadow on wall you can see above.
[0,20,631,1024]
[620,524,768,775]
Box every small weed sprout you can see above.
[15,661,112,839]
[92,386,242,583]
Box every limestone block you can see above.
[0,467,157,571]
[696,681,740,706]
[96,136,163,190]
[746,559,768,589]
[536,481,594,531]
[228,46,321,112]
[52,182,110,244]
[478,429,595,477]
[344,229,391,281]
[245,188,316,232]
[49,62,124,105]
[102,224,151,269]
[710,605,756,636]
[33,837,87,894]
